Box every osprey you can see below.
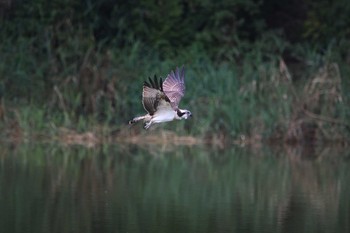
[129,66,192,129]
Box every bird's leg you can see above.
[144,121,153,130]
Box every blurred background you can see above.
[1,2,350,233]
[0,0,349,144]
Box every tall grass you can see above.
[0,29,349,143]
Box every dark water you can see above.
[0,143,349,233]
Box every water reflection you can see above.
[0,144,349,233]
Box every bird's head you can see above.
[177,109,192,120]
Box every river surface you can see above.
[0,143,349,233]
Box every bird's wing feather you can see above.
[162,66,185,109]
[142,75,171,115]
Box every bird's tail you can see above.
[128,115,146,125]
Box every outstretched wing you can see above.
[162,66,185,109]
[142,75,171,115]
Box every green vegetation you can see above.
[0,0,349,144]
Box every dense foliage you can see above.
[0,0,349,142]
[1,0,349,98]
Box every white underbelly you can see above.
[152,110,176,123]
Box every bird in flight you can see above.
[129,66,192,129]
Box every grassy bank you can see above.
[0,38,349,146]
[1,1,350,146]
